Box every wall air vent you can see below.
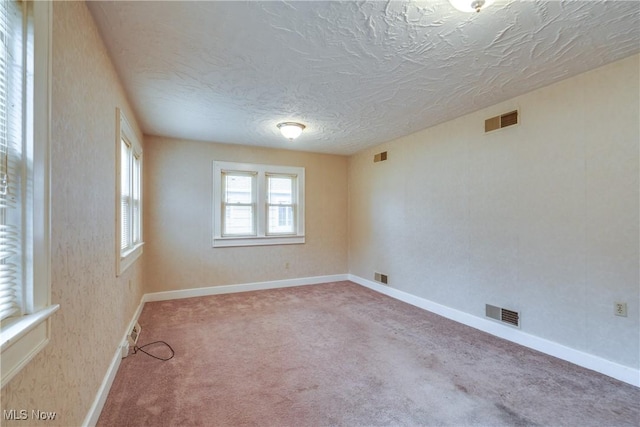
[486,304,520,328]
[374,272,388,285]
[374,151,388,163]
[485,110,518,133]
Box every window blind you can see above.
[120,138,131,251]
[0,0,23,321]
[132,153,140,245]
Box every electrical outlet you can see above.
[614,302,627,317]
[128,322,141,346]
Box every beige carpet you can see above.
[98,281,639,426]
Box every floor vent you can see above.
[374,272,388,285]
[486,304,520,328]
[374,151,388,163]
[485,110,518,132]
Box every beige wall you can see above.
[1,2,145,426]
[144,136,348,292]
[348,54,640,369]
[1,3,635,423]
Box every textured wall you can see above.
[348,54,640,369]
[144,136,348,292]
[1,2,145,426]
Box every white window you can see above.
[116,109,143,275]
[213,161,305,247]
[0,0,58,388]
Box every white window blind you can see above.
[120,138,131,251]
[116,109,143,275]
[0,0,57,389]
[0,0,23,322]
[132,152,141,244]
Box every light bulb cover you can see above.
[277,122,306,140]
[449,0,494,12]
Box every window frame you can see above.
[213,161,305,248]
[115,108,143,275]
[0,0,58,389]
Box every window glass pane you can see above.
[268,205,294,234]
[132,154,140,243]
[267,175,293,204]
[120,139,131,250]
[0,0,22,320]
[121,140,130,197]
[224,174,252,203]
[224,205,254,235]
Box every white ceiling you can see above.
[88,1,640,155]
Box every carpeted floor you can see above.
[97,281,639,426]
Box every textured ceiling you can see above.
[88,1,640,155]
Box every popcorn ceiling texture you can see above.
[1,3,145,426]
[88,0,640,155]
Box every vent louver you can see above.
[374,272,388,284]
[485,110,518,132]
[501,309,519,327]
[374,151,388,163]
[486,304,520,328]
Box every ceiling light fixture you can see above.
[449,0,494,13]
[277,122,306,141]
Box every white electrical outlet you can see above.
[614,302,627,317]
[128,322,141,346]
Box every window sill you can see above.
[118,242,144,276]
[213,235,305,248]
[1,304,60,388]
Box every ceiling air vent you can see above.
[485,110,518,133]
[374,151,388,163]
[486,304,520,328]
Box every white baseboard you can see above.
[82,299,145,427]
[143,274,350,302]
[349,274,639,388]
[86,271,638,427]
[86,273,349,425]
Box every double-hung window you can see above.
[0,0,57,388]
[213,161,305,247]
[116,109,143,275]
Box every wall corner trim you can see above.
[82,299,145,427]
[348,274,640,388]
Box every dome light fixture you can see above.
[277,122,306,141]
[449,0,494,13]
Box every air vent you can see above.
[485,110,518,132]
[374,151,388,163]
[501,309,519,327]
[486,304,520,328]
[374,272,388,285]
